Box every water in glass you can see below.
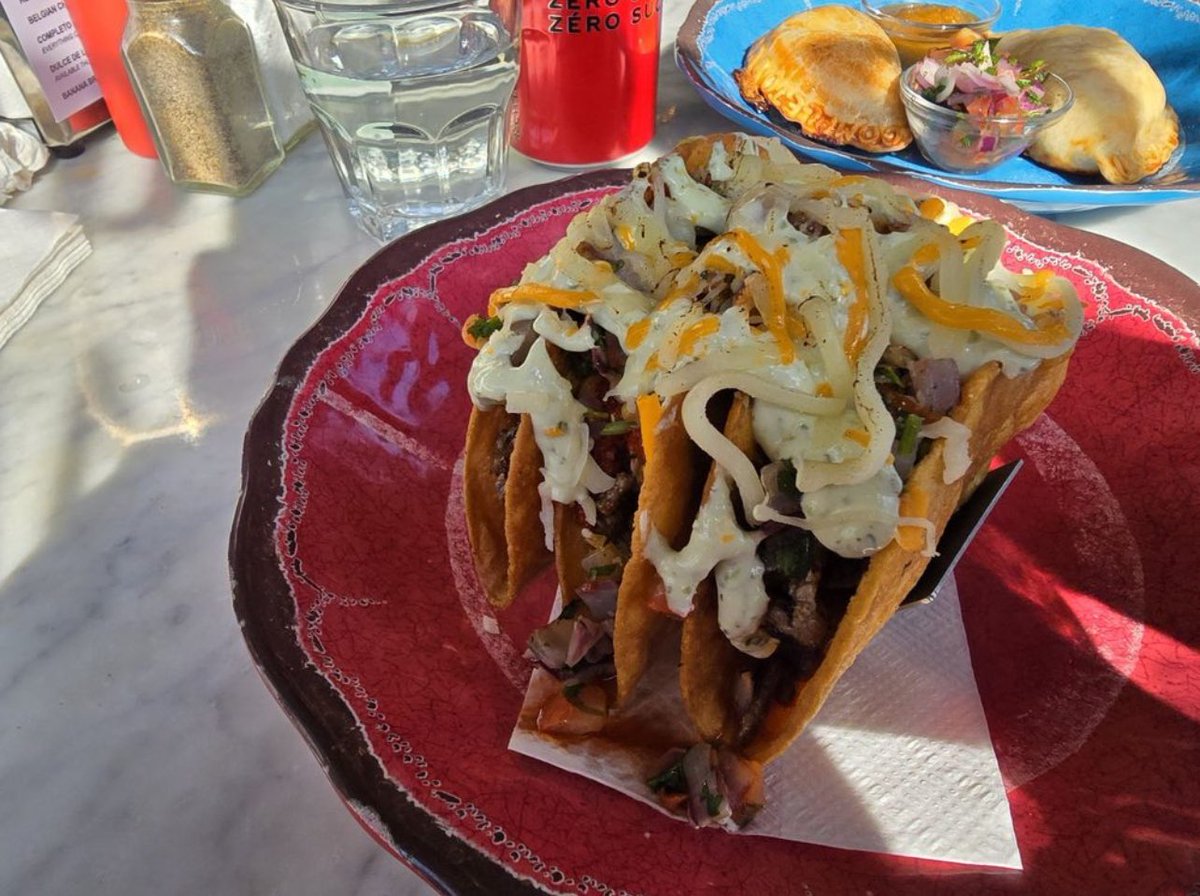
[293,9,517,240]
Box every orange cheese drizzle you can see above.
[636,394,662,463]
[1017,270,1065,314]
[726,229,795,364]
[895,486,931,552]
[488,283,597,316]
[918,197,946,220]
[676,316,721,357]
[658,273,700,310]
[893,266,1071,346]
[835,227,871,364]
[843,427,871,447]
[625,317,651,350]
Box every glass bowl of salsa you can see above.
[860,0,1001,66]
[898,40,1074,173]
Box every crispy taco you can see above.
[461,403,550,608]
[462,132,1082,826]
[462,140,754,716]
[627,148,1080,822]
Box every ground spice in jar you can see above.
[122,0,284,195]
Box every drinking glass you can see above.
[272,0,520,241]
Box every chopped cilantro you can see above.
[587,563,620,579]
[562,682,607,716]
[759,530,813,579]
[466,314,502,340]
[897,413,924,457]
[876,364,905,388]
[599,419,638,436]
[647,759,687,794]
[701,783,724,816]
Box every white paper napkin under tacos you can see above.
[510,577,1021,869]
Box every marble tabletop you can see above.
[2,5,1198,894]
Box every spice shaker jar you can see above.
[121,0,284,195]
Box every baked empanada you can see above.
[736,6,912,153]
[996,26,1179,184]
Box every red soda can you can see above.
[513,0,662,166]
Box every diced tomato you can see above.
[1001,95,1025,116]
[964,94,993,119]
[656,791,689,814]
[647,582,673,615]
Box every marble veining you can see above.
[1,4,1198,893]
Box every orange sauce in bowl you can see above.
[877,3,987,65]
[886,2,976,24]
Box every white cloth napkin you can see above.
[1,121,49,204]
[0,208,91,351]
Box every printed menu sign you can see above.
[0,0,101,121]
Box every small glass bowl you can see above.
[899,67,1074,174]
[860,0,1001,67]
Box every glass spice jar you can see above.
[121,0,285,196]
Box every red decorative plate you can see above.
[230,170,1200,895]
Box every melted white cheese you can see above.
[656,153,731,234]
[466,136,1080,570]
[466,303,541,408]
[878,232,1043,378]
[781,236,844,306]
[533,308,594,353]
[707,139,736,181]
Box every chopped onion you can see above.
[910,357,961,416]
[565,617,607,667]
[581,544,623,577]
[760,460,804,515]
[682,744,730,826]
[576,579,619,620]
[716,749,765,827]
[920,416,972,483]
[527,618,576,670]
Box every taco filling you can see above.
[462,133,1082,829]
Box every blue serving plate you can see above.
[676,0,1199,211]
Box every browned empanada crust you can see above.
[736,6,912,153]
[997,26,1179,184]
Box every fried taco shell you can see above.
[679,393,760,741]
[614,395,712,704]
[463,408,549,608]
[526,394,710,734]
[679,351,1072,762]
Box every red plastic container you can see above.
[514,0,662,166]
[63,0,157,158]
